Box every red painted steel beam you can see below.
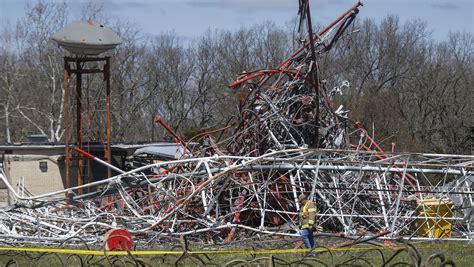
[280,0,363,69]
[154,116,187,145]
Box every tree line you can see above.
[0,1,472,154]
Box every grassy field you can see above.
[1,242,473,266]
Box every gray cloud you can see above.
[184,0,346,10]
[429,2,459,10]
[185,0,290,10]
[123,1,152,9]
[185,1,222,8]
[89,0,153,12]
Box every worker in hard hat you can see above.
[298,193,317,257]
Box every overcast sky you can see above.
[1,0,473,41]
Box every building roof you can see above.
[0,142,181,155]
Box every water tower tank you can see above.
[52,20,122,55]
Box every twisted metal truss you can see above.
[0,149,473,246]
[0,0,472,248]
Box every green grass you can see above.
[1,242,473,266]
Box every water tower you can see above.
[52,20,122,197]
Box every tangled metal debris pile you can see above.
[0,1,473,247]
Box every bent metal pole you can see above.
[74,146,125,174]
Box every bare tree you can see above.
[0,25,25,143]
[8,0,68,142]
[0,0,471,155]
